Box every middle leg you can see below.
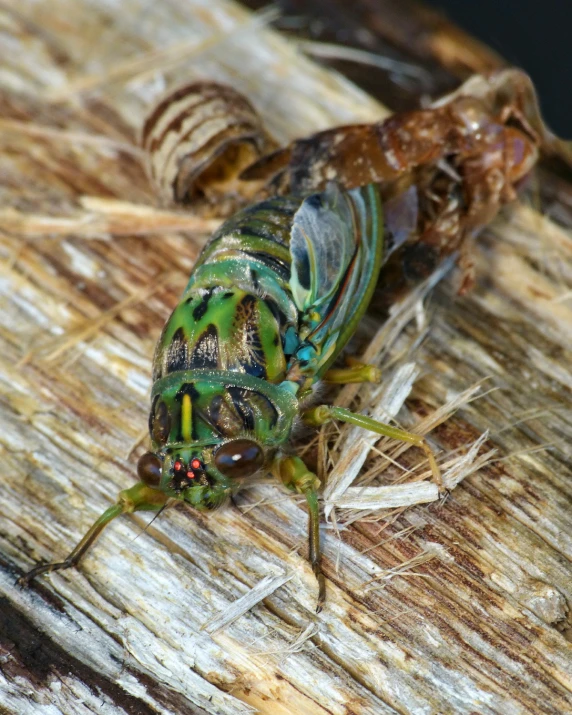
[323,357,381,385]
[303,404,444,493]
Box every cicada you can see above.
[20,70,561,610]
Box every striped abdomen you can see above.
[152,195,304,386]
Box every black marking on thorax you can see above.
[166,327,188,373]
[227,387,256,431]
[234,294,266,378]
[226,386,279,432]
[189,324,219,369]
[192,288,214,321]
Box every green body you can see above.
[149,184,385,508]
[24,181,442,613]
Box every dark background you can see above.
[245,0,571,137]
[425,0,570,135]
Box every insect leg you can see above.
[272,455,325,612]
[323,357,381,385]
[303,405,444,494]
[18,482,168,587]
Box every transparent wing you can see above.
[289,183,385,376]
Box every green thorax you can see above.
[153,287,287,384]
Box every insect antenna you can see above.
[133,502,168,542]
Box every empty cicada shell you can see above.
[141,81,276,213]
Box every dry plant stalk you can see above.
[0,198,221,238]
[201,571,294,634]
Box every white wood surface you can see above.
[0,1,571,714]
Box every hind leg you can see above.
[303,404,444,494]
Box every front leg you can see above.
[272,455,325,612]
[18,483,168,586]
[303,404,444,494]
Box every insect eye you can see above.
[152,401,171,445]
[214,439,264,479]
[137,452,162,487]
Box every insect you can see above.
[19,70,561,610]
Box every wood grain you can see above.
[0,1,571,714]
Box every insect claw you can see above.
[17,558,74,587]
[16,573,32,588]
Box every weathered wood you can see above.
[0,2,571,714]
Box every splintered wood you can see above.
[0,1,571,714]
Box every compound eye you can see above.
[152,400,171,445]
[214,439,264,479]
[137,452,162,487]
